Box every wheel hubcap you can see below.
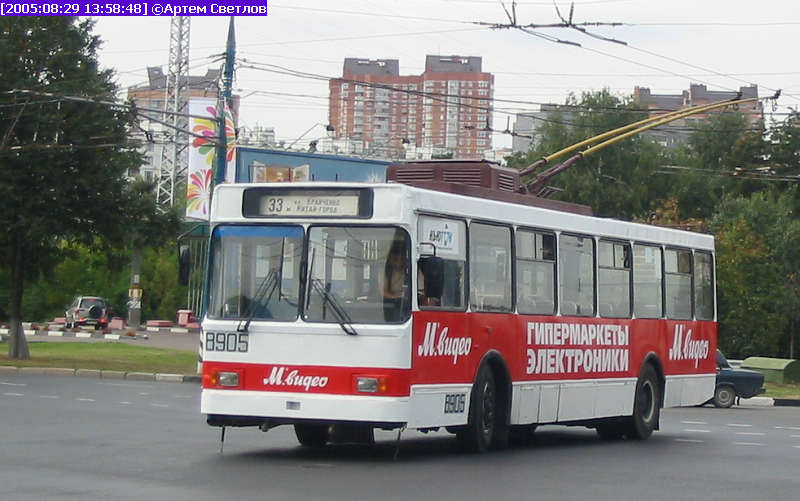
[481,381,495,439]
[640,381,655,423]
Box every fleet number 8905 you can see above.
[205,332,249,353]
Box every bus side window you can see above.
[417,216,467,310]
[633,244,663,318]
[516,229,556,315]
[559,234,595,316]
[665,248,692,319]
[598,241,631,318]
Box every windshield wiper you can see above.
[309,278,358,336]
[237,268,279,333]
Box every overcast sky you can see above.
[92,0,800,149]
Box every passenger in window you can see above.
[383,241,407,320]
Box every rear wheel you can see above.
[509,424,538,444]
[712,385,735,408]
[596,420,625,440]
[294,423,329,448]
[626,364,661,440]
[458,364,500,452]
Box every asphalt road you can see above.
[1,374,798,501]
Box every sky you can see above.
[91,0,800,149]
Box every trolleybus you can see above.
[200,181,716,452]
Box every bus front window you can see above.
[208,225,303,321]
[305,226,410,324]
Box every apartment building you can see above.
[329,55,494,159]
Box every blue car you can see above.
[712,350,765,408]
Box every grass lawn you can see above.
[0,342,197,374]
[763,382,800,399]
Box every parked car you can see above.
[711,349,765,408]
[65,296,109,330]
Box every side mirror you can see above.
[178,244,191,286]
[419,256,444,299]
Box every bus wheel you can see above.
[294,423,329,447]
[626,364,660,440]
[509,424,538,444]
[459,364,497,452]
[596,420,625,440]
[712,385,735,408]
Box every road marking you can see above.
[119,402,132,405]
[681,421,708,425]
[734,442,763,446]
[684,429,711,433]
[791,435,800,439]
[3,392,24,396]
[39,395,59,399]
[77,398,95,402]
[727,423,752,428]
[138,392,150,396]
[675,439,705,443]
[775,426,800,431]
[150,403,169,408]
[793,445,800,449]
[735,432,765,436]
[0,382,26,387]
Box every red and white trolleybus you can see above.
[200,180,716,451]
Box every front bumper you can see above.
[201,388,409,426]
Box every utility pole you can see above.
[214,16,236,188]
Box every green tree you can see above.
[0,18,175,359]
[711,192,800,358]
[507,89,670,219]
[668,112,768,220]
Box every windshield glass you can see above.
[306,226,410,324]
[208,225,303,321]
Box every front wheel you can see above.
[626,364,661,440]
[712,385,735,408]
[294,423,329,448]
[458,364,505,452]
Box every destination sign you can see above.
[259,194,360,216]
[242,188,373,218]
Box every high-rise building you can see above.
[329,55,494,160]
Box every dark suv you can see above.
[712,350,765,408]
[65,296,109,330]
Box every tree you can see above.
[667,111,768,220]
[507,89,670,219]
[0,18,171,359]
[710,192,800,358]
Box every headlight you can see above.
[355,376,387,393]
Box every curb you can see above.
[0,365,200,384]
[739,396,775,406]
[0,326,201,340]
[773,398,800,407]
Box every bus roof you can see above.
[211,182,714,251]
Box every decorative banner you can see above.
[186,98,237,219]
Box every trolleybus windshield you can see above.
[305,226,410,325]
[208,225,303,321]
